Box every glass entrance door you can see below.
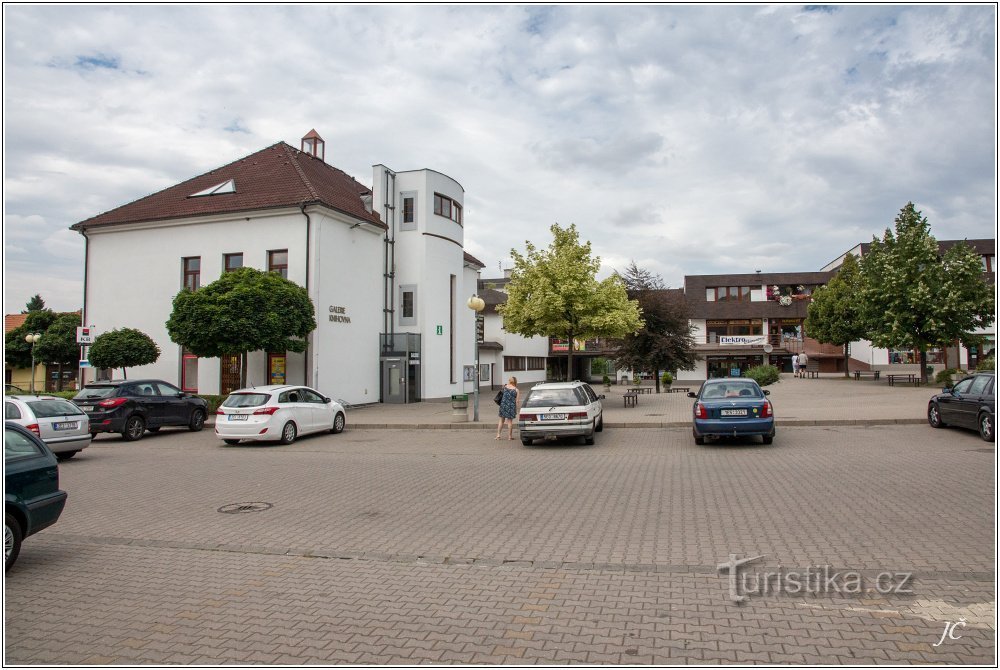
[381,359,405,403]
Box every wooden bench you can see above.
[623,393,638,408]
[802,360,820,378]
[853,370,881,381]
[632,386,654,395]
[886,373,921,387]
[667,387,691,394]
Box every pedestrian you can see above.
[495,376,520,440]
[791,353,799,378]
[798,351,809,378]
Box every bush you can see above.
[977,356,995,372]
[662,371,673,385]
[196,395,226,414]
[934,368,963,387]
[602,374,611,386]
[743,364,781,387]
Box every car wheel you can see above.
[927,403,946,428]
[56,451,78,461]
[521,437,532,446]
[762,434,774,445]
[595,415,603,433]
[584,432,595,445]
[979,413,994,442]
[189,409,206,432]
[331,412,346,434]
[693,429,705,445]
[122,415,146,441]
[223,439,241,445]
[279,422,297,445]
[5,513,23,572]
[147,427,161,433]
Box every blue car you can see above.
[688,379,775,445]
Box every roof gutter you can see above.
[301,203,312,387]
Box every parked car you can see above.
[517,381,604,446]
[5,384,26,394]
[5,422,68,571]
[4,395,91,460]
[688,378,775,445]
[72,379,208,441]
[215,385,346,445]
[928,372,995,442]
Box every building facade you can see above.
[72,132,487,404]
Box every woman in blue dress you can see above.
[495,376,521,440]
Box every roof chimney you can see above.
[301,129,325,162]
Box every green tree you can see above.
[4,310,57,369]
[498,224,643,379]
[23,294,46,312]
[33,313,83,365]
[612,261,697,392]
[166,267,316,388]
[859,202,995,382]
[805,253,866,378]
[88,328,161,379]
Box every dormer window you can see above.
[190,179,235,197]
[301,129,325,161]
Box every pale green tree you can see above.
[805,253,866,377]
[859,202,994,382]
[498,224,643,379]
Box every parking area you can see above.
[4,421,995,664]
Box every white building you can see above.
[72,131,488,404]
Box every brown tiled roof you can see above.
[72,142,384,231]
[5,313,27,333]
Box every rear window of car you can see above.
[26,399,85,418]
[523,388,588,408]
[701,382,763,399]
[5,428,43,460]
[222,393,271,408]
[74,386,118,400]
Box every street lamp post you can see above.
[24,333,42,393]
[466,295,485,421]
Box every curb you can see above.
[350,418,927,430]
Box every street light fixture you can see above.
[24,332,42,393]
[466,295,486,421]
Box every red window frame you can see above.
[182,256,201,291]
[224,253,243,273]
[268,249,288,279]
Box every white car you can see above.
[214,385,346,445]
[4,395,91,460]
[517,381,605,446]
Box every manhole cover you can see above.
[218,502,273,514]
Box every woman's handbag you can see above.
[493,390,503,405]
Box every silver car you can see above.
[4,396,91,461]
[517,381,605,446]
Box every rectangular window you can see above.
[399,284,417,326]
[433,193,463,225]
[706,319,763,342]
[401,192,417,231]
[526,357,546,371]
[180,349,198,392]
[709,286,752,302]
[224,253,243,273]
[504,356,526,372]
[182,257,201,291]
[268,250,288,278]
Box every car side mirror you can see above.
[687,392,697,398]
[943,385,953,392]
[763,389,770,396]
[324,397,332,403]
[599,394,606,400]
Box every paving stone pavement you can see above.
[4,417,995,664]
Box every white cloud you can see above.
[2,4,995,314]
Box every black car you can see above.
[5,422,68,571]
[73,379,208,441]
[927,372,995,442]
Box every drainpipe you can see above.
[301,203,312,387]
[79,230,90,389]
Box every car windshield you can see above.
[701,382,763,399]
[74,386,117,400]
[222,393,271,408]
[523,388,587,408]
[26,399,85,418]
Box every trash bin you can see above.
[451,394,468,423]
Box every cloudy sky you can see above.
[3,4,996,313]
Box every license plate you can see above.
[228,414,248,421]
[720,409,748,417]
[540,413,567,421]
[53,421,79,430]
[78,406,93,412]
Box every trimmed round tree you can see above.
[88,328,161,379]
[166,267,316,389]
